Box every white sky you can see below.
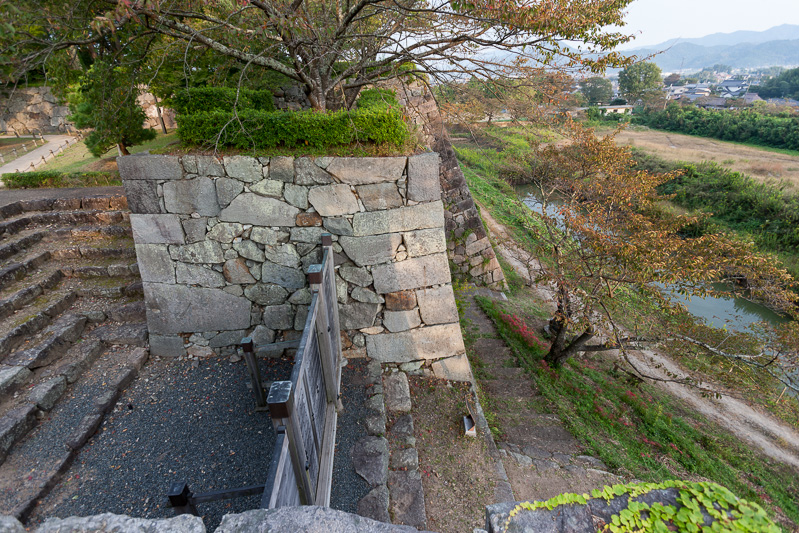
[616,0,799,49]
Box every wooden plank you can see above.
[275,442,301,507]
[323,243,343,403]
[302,345,325,456]
[262,429,289,508]
[314,401,338,507]
[290,291,318,385]
[292,375,320,492]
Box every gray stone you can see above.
[107,301,146,323]
[233,240,265,262]
[308,184,360,216]
[149,335,185,357]
[224,155,262,182]
[264,244,300,268]
[326,157,407,185]
[182,218,206,243]
[340,302,379,330]
[403,228,446,258]
[0,366,31,396]
[219,194,299,226]
[244,283,289,305]
[130,214,185,244]
[340,234,403,267]
[353,201,444,236]
[389,413,414,438]
[269,156,294,182]
[533,459,560,471]
[288,288,312,305]
[118,154,182,180]
[383,309,421,332]
[163,177,220,216]
[416,285,459,325]
[294,304,309,330]
[28,376,67,410]
[391,448,419,470]
[181,155,198,174]
[522,446,552,460]
[207,222,245,243]
[431,354,472,382]
[216,506,418,533]
[0,404,36,458]
[195,155,225,176]
[35,514,205,533]
[215,178,244,208]
[289,227,323,243]
[224,258,256,284]
[575,455,608,470]
[283,183,309,209]
[351,287,382,304]
[352,436,389,486]
[294,157,333,185]
[366,324,465,363]
[263,304,294,330]
[510,451,533,466]
[172,241,224,263]
[323,217,354,236]
[371,253,451,293]
[250,179,284,198]
[0,515,24,533]
[340,265,372,287]
[250,227,279,245]
[358,485,390,523]
[144,283,251,334]
[365,393,385,413]
[122,180,160,214]
[407,153,441,203]
[135,244,175,283]
[388,469,427,530]
[383,372,411,412]
[251,325,276,345]
[209,329,248,348]
[357,183,403,211]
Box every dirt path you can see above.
[477,203,799,473]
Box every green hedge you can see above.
[170,87,276,115]
[357,88,399,110]
[1,171,120,189]
[176,107,408,149]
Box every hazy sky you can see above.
[617,0,799,48]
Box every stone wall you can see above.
[137,92,177,131]
[119,153,470,381]
[1,87,72,134]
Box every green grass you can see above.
[46,131,179,173]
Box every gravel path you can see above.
[0,135,78,178]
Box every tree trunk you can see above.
[117,143,130,156]
[543,285,594,367]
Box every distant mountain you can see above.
[646,24,799,49]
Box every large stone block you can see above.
[264,244,300,268]
[340,234,403,267]
[340,302,379,330]
[130,214,184,244]
[224,155,262,182]
[323,217,354,236]
[269,156,294,182]
[149,334,185,358]
[339,265,372,287]
[357,183,403,211]
[224,258,257,284]
[262,304,294,330]
[403,228,446,257]
[207,222,245,243]
[352,201,444,236]
[118,154,182,180]
[194,155,225,176]
[383,309,421,332]
[35,514,205,533]
[233,240,265,262]
[144,283,251,334]
[295,158,333,185]
[308,184,359,216]
[171,241,224,264]
[250,227,279,245]
[326,157,407,185]
[416,285,459,325]
[182,218,206,243]
[244,284,289,305]
[122,180,160,214]
[163,177,220,216]
[135,244,175,283]
[215,178,244,208]
[365,323,465,363]
[261,262,305,289]
[407,152,441,202]
[289,227,323,244]
[250,179,284,198]
[283,183,309,209]
[219,193,299,226]
[176,263,226,288]
[431,354,473,382]
[384,290,416,310]
[371,253,451,294]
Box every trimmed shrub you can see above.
[1,171,119,189]
[170,87,276,116]
[357,88,399,110]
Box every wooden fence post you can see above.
[267,381,314,505]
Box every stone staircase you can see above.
[0,195,150,521]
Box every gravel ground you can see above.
[0,187,125,208]
[329,359,371,513]
[31,354,294,531]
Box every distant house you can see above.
[716,79,749,98]
[596,104,634,115]
[696,97,728,110]
[744,93,763,105]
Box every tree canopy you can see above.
[754,67,799,100]
[580,77,612,105]
[618,61,663,105]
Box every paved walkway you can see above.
[0,135,78,180]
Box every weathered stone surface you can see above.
[233,240,265,262]
[431,354,472,382]
[28,376,66,410]
[36,514,205,533]
[340,302,379,330]
[118,154,182,180]
[224,155,262,182]
[107,301,146,323]
[407,153,441,203]
[366,324,465,363]
[135,244,175,283]
[340,235,402,267]
[172,241,224,264]
[288,288,312,305]
[295,158,333,185]
[383,372,411,412]
[219,194,299,226]
[207,222,244,243]
[122,180,160,214]
[130,214,184,244]
[389,414,414,438]
[371,254,451,294]
[251,325,276,345]
[250,227,278,245]
[294,304,309,330]
[195,155,225,176]
[403,228,446,258]
[216,506,420,533]
[388,470,427,530]
[283,183,309,209]
[0,403,36,457]
[351,287,382,304]
[359,485,390,523]
[262,304,294,330]
[326,157,406,185]
[244,284,289,305]
[340,265,372,287]
[416,285,458,325]
[384,291,416,311]
[0,366,31,396]
[352,436,389,486]
[0,515,24,532]
[149,335,185,358]
[269,156,294,183]
[250,179,284,198]
[259,261,304,290]
[144,283,251,334]
[323,217,353,236]
[209,329,248,348]
[182,218,206,243]
[353,201,444,236]
[289,227,323,244]
[295,212,323,227]
[357,183,403,211]
[215,178,244,208]
[391,448,419,470]
[264,244,300,268]
[163,177,220,216]
[383,310,421,332]
[308,184,360,216]
[224,258,256,284]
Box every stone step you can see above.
[0,270,63,322]
[0,345,148,521]
[67,264,138,279]
[0,195,128,223]
[0,210,129,242]
[3,313,87,371]
[0,291,77,359]
[53,224,132,240]
[0,230,46,262]
[0,251,50,292]
[52,247,136,262]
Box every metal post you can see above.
[167,482,199,516]
[240,337,268,410]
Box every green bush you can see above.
[1,171,119,189]
[176,107,408,149]
[357,88,399,110]
[170,87,276,116]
